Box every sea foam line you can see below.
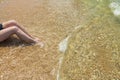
[57,25,83,80]
[57,35,70,80]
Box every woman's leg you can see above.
[2,20,34,38]
[0,27,16,42]
[0,26,38,43]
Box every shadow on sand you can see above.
[0,37,32,47]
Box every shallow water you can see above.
[0,0,120,80]
[59,0,120,80]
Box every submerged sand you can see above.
[59,0,120,80]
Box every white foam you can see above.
[57,36,70,80]
[56,57,63,80]
[109,2,120,16]
[57,25,82,80]
[59,36,70,53]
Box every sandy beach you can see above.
[0,0,120,80]
[0,0,79,79]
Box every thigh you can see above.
[2,20,17,29]
[0,27,16,42]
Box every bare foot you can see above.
[33,37,44,48]
[33,37,40,43]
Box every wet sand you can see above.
[0,0,80,80]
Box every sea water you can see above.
[59,0,120,80]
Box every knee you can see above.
[9,20,17,25]
[10,26,19,32]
